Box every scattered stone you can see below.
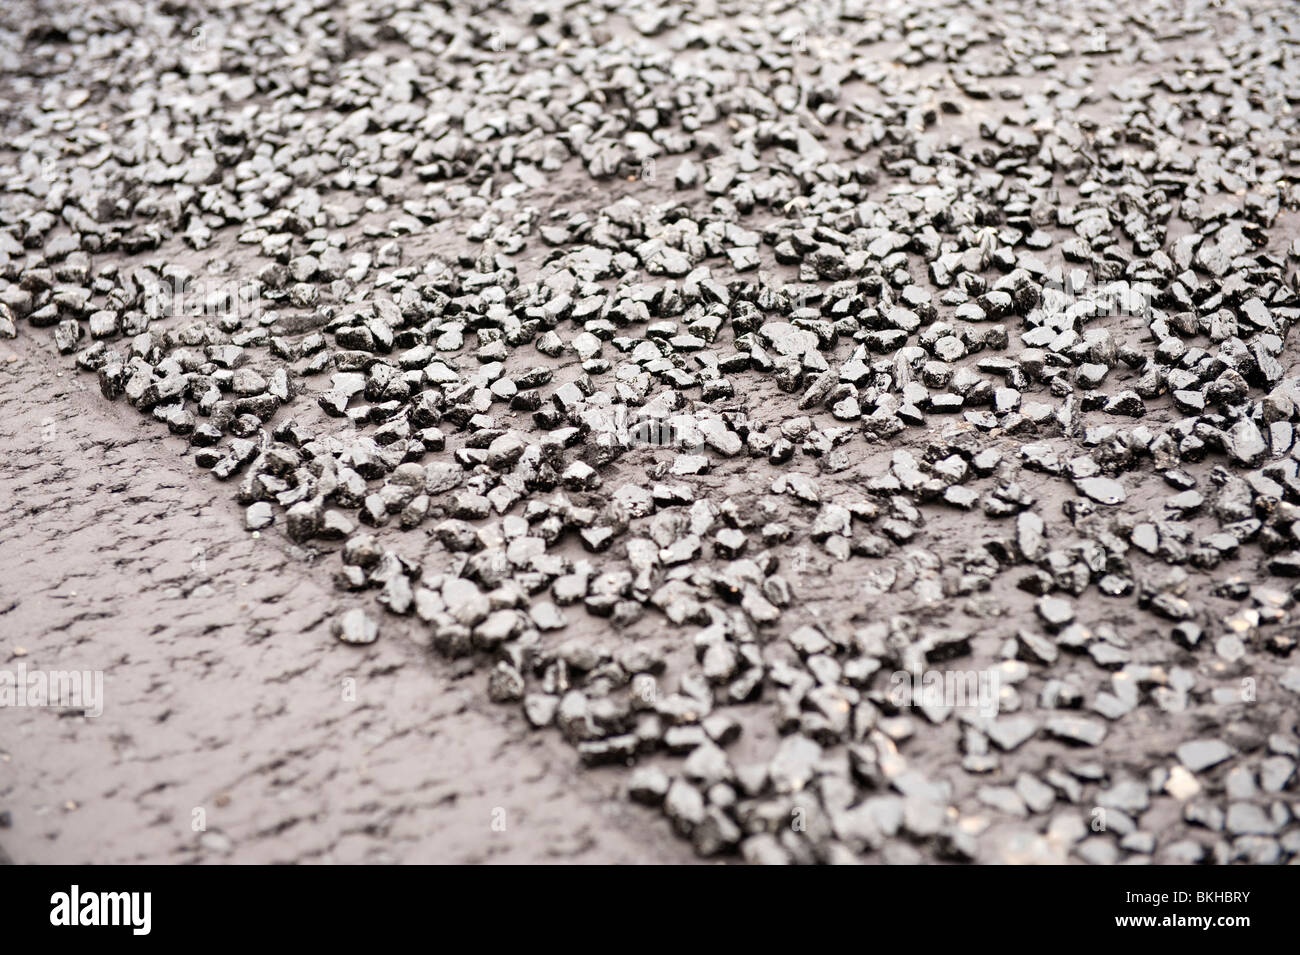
[1177,739,1234,773]
[334,608,378,646]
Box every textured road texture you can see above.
[2,0,1300,865]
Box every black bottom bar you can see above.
[0,863,1281,941]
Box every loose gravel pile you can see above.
[3,0,1300,864]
